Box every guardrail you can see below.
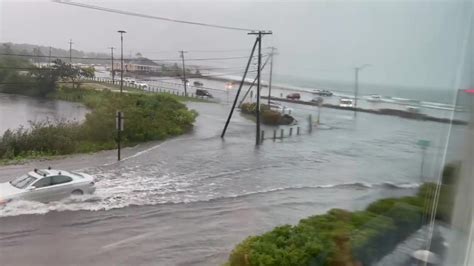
[83,77,212,100]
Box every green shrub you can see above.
[227,184,439,266]
[240,103,293,125]
[261,110,281,125]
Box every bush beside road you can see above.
[225,183,441,266]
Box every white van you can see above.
[339,98,354,108]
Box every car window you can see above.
[9,175,37,189]
[51,176,73,185]
[33,177,52,188]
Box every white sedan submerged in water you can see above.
[0,169,96,204]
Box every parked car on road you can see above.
[136,82,149,89]
[339,98,354,108]
[311,96,324,105]
[268,102,293,115]
[286,93,301,100]
[407,106,420,113]
[366,94,382,102]
[193,81,204,87]
[312,89,333,96]
[196,89,213,98]
[0,168,96,204]
[124,78,136,84]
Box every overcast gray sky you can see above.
[0,0,472,89]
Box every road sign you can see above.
[417,139,430,149]
[116,111,124,131]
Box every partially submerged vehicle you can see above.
[0,168,96,204]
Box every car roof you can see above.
[28,169,73,178]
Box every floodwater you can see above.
[0,89,466,265]
[0,93,89,134]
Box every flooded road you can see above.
[0,99,464,265]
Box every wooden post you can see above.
[280,129,284,139]
[289,127,293,136]
[297,127,300,135]
[261,130,265,143]
[308,114,313,133]
[273,129,277,141]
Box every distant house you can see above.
[113,57,160,73]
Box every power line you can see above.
[52,0,258,32]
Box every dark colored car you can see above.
[286,93,301,100]
[193,81,204,87]
[196,89,213,98]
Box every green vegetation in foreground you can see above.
[0,87,197,162]
[226,166,461,266]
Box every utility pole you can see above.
[221,39,259,139]
[221,30,272,145]
[267,47,276,105]
[248,31,272,145]
[179,50,188,96]
[109,47,115,84]
[48,46,52,66]
[353,64,371,117]
[256,33,262,145]
[118,30,126,94]
[116,30,126,161]
[69,39,73,63]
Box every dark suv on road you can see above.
[286,93,301,100]
[196,89,213,98]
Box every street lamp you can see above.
[353,64,371,116]
[118,30,126,94]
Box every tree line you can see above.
[0,54,95,97]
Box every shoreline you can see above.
[263,96,468,125]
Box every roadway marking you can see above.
[101,232,155,250]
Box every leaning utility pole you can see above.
[109,47,115,84]
[68,39,73,63]
[179,50,188,96]
[221,30,272,146]
[267,47,276,105]
[221,39,258,139]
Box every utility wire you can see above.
[52,0,258,32]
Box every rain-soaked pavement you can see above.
[0,89,465,265]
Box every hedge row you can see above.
[226,183,438,266]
